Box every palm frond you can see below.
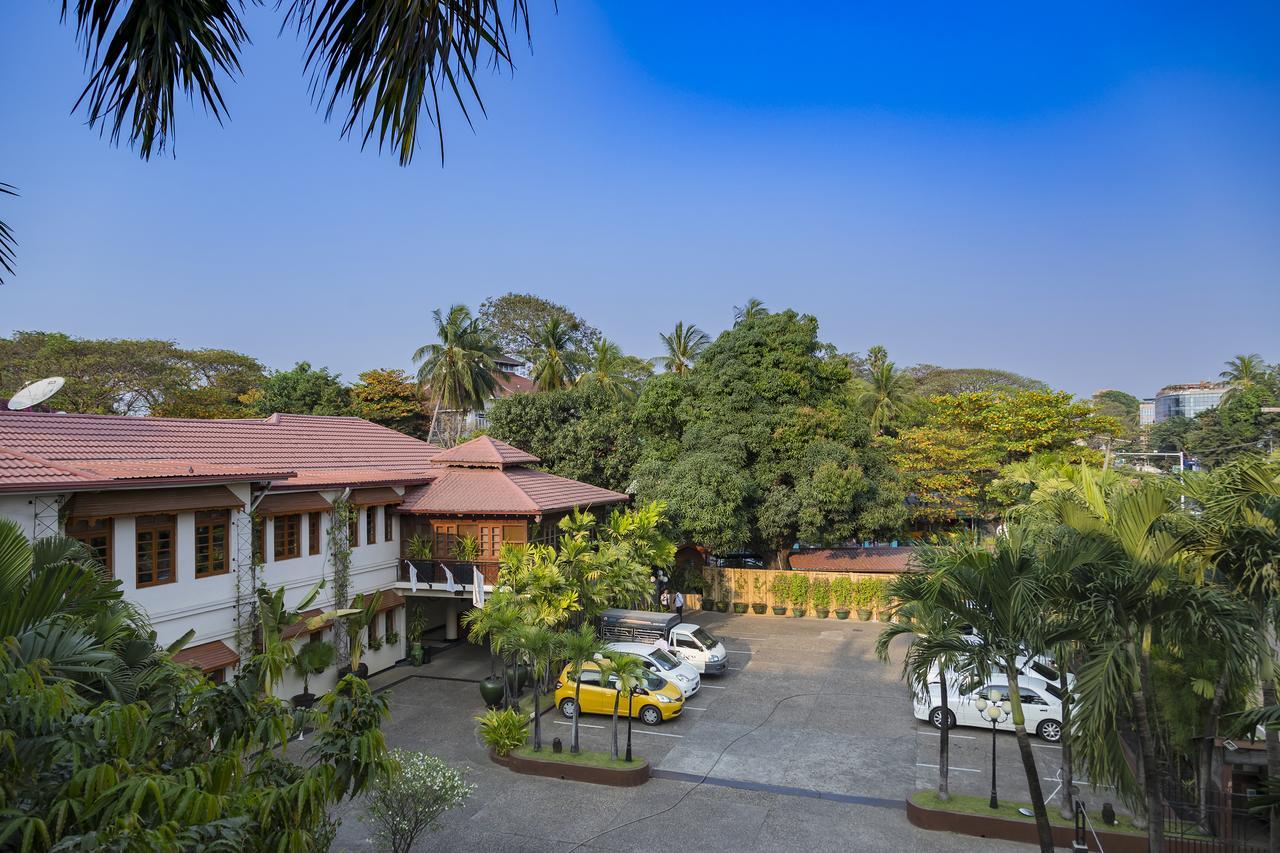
[0,182,16,284]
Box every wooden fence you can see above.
[694,566,907,619]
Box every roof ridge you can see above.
[499,464,552,511]
[0,446,95,479]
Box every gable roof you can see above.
[431,435,539,468]
[399,465,628,516]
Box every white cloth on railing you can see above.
[472,571,486,608]
[441,564,457,592]
[407,560,418,593]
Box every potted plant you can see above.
[385,630,400,647]
[703,572,719,611]
[750,575,767,614]
[340,590,382,679]
[407,612,426,665]
[291,638,335,709]
[789,573,809,617]
[831,575,853,620]
[852,578,875,621]
[770,574,790,615]
[715,570,730,612]
[451,535,480,588]
[869,579,892,621]
[406,533,433,582]
[732,573,749,614]
[810,576,832,619]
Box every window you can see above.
[194,510,230,577]
[273,514,301,561]
[309,629,324,644]
[576,670,601,686]
[308,511,322,555]
[432,522,457,560]
[366,505,378,545]
[68,517,112,577]
[384,508,394,542]
[348,508,360,547]
[385,609,396,639]
[208,668,226,685]
[478,524,499,558]
[253,515,265,564]
[368,610,379,645]
[135,514,176,588]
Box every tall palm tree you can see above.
[575,339,640,400]
[413,304,502,443]
[559,624,603,754]
[733,298,767,326]
[596,651,648,761]
[1220,353,1270,386]
[0,182,16,285]
[527,317,580,391]
[865,344,889,373]
[855,359,914,435]
[514,625,559,751]
[657,322,710,375]
[875,571,985,802]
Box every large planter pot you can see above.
[732,603,748,614]
[834,609,850,620]
[771,606,788,616]
[701,598,715,611]
[410,642,425,666]
[791,607,806,618]
[814,607,830,619]
[715,601,729,613]
[751,603,767,615]
[514,663,531,689]
[291,692,317,710]
[856,608,873,622]
[479,675,505,707]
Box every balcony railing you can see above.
[400,559,499,587]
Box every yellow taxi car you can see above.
[554,660,684,726]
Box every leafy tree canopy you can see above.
[247,361,350,417]
[632,310,905,566]
[350,368,427,437]
[1092,389,1141,436]
[478,293,599,359]
[0,331,264,417]
[906,364,1049,396]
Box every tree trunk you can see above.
[531,661,542,751]
[610,694,621,760]
[1135,645,1165,852]
[1198,664,1230,830]
[1263,676,1280,853]
[938,669,951,802]
[772,547,792,570]
[571,676,583,754]
[1006,661,1054,852]
[1058,653,1075,821]
[427,396,442,446]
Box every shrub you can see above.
[867,579,892,610]
[476,707,528,757]
[362,749,474,853]
[810,577,832,609]
[770,573,790,606]
[733,573,747,601]
[831,576,854,609]
[752,574,765,602]
[852,578,877,609]
[789,574,810,608]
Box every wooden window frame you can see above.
[348,508,360,548]
[194,510,230,578]
[384,609,396,639]
[384,508,394,542]
[308,511,322,556]
[68,517,113,578]
[273,514,301,561]
[366,505,378,545]
[135,514,177,589]
[368,612,379,645]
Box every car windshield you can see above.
[691,627,718,648]
[649,649,681,670]
[640,670,667,691]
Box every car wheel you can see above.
[1038,719,1063,743]
[559,698,578,719]
[640,705,663,726]
[929,707,956,730]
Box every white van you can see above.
[598,609,729,675]
[605,641,701,697]
[913,672,1065,743]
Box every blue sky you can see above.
[1,2,1277,398]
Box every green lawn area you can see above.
[512,745,641,769]
[910,789,1149,836]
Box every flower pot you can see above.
[715,601,729,613]
[732,603,748,614]
[701,598,715,611]
[751,603,767,614]
[291,692,317,709]
[479,675,505,707]
[856,609,873,621]
[814,607,830,619]
[771,606,788,615]
[791,608,806,618]
[834,609,850,620]
[410,642,425,666]
[515,663,531,689]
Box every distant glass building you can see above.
[1153,383,1229,423]
[1139,399,1155,426]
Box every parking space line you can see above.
[552,720,605,730]
[723,636,767,641]
[699,684,727,689]
[917,763,981,772]
[684,706,710,711]
[551,720,684,738]
[916,732,977,740]
[726,650,752,655]
[728,666,746,671]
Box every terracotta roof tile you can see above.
[172,639,239,673]
[432,435,539,467]
[493,371,536,398]
[67,485,245,518]
[787,548,919,573]
[400,465,627,516]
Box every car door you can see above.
[1014,687,1050,729]
[576,669,609,715]
[671,633,704,670]
[950,679,984,727]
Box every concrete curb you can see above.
[905,792,1147,852]
[490,748,650,787]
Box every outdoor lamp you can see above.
[974,688,1011,809]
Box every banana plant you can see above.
[343,591,383,675]
[255,579,356,696]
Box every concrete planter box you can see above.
[490,748,650,787]
[906,792,1148,853]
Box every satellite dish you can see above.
[7,377,65,410]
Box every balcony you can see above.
[400,559,499,588]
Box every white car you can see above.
[913,673,1065,743]
[605,641,701,698]
[928,635,1076,689]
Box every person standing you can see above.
[660,588,671,612]
[674,590,685,621]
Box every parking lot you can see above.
[331,612,1044,851]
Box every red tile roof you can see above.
[400,465,627,516]
[787,548,919,573]
[172,639,240,673]
[431,435,539,467]
[494,371,536,398]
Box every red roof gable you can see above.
[493,371,536,398]
[400,465,627,516]
[431,435,539,468]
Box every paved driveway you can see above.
[331,612,1036,851]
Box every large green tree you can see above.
[247,361,350,417]
[1092,389,1141,437]
[478,293,599,358]
[906,365,1048,397]
[633,310,905,566]
[350,368,427,437]
[526,317,582,391]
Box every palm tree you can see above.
[413,305,502,443]
[514,625,559,751]
[575,338,640,400]
[527,317,580,391]
[0,182,16,286]
[865,344,889,373]
[657,322,710,375]
[1220,353,1270,386]
[596,651,648,761]
[733,298,767,326]
[875,570,985,803]
[461,600,523,706]
[855,359,914,435]
[559,624,603,754]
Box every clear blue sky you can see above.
[1,2,1277,398]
